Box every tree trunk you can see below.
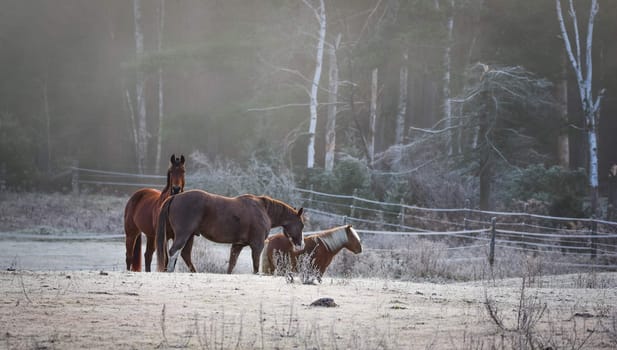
[588,122,599,215]
[556,52,570,169]
[443,0,455,155]
[324,33,341,172]
[305,0,326,169]
[479,154,492,211]
[477,89,490,210]
[395,50,408,146]
[133,0,147,174]
[125,88,140,164]
[369,67,378,166]
[42,79,52,174]
[155,0,166,174]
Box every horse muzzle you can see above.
[292,239,305,252]
[171,186,181,195]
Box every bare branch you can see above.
[555,0,584,85]
[407,124,462,135]
[247,101,349,113]
[585,0,599,105]
[301,0,321,23]
[567,0,582,69]
[247,103,312,112]
[356,0,384,44]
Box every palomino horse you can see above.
[261,225,362,280]
[124,154,186,272]
[156,190,305,274]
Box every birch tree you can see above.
[395,50,408,146]
[369,68,378,166]
[324,33,341,172]
[154,0,166,174]
[41,78,52,174]
[133,0,148,174]
[556,0,605,215]
[304,0,326,169]
[556,53,570,169]
[443,0,455,155]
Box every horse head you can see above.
[168,154,186,195]
[345,225,363,254]
[283,207,305,252]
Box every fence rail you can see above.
[71,166,617,271]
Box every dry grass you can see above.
[0,191,124,234]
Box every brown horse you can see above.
[261,225,362,280]
[124,154,186,272]
[156,190,305,274]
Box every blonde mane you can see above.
[316,225,350,252]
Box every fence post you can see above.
[591,216,597,259]
[349,188,358,218]
[71,160,79,196]
[489,217,497,266]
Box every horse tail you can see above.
[261,238,273,275]
[156,196,174,272]
[132,234,142,271]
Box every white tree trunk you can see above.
[133,0,147,174]
[125,88,140,164]
[324,33,341,172]
[443,0,455,155]
[155,0,166,174]
[557,52,570,169]
[305,0,326,169]
[369,68,378,165]
[395,50,408,145]
[556,0,604,214]
[42,79,52,173]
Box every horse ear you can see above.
[180,155,185,165]
[170,154,176,165]
[297,207,304,216]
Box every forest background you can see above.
[1,0,616,215]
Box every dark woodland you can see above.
[1,0,616,213]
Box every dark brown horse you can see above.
[261,225,362,279]
[124,154,186,272]
[156,190,305,274]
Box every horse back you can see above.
[167,190,270,242]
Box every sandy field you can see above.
[1,268,617,349]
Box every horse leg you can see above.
[181,235,197,273]
[125,227,141,271]
[227,244,244,274]
[250,242,264,274]
[167,234,191,273]
[164,237,171,270]
[144,234,156,272]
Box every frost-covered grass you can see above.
[0,191,125,234]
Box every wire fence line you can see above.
[296,186,617,271]
[71,166,617,270]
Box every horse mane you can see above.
[315,225,349,252]
[161,169,171,194]
[260,196,297,222]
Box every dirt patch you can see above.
[1,270,616,349]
